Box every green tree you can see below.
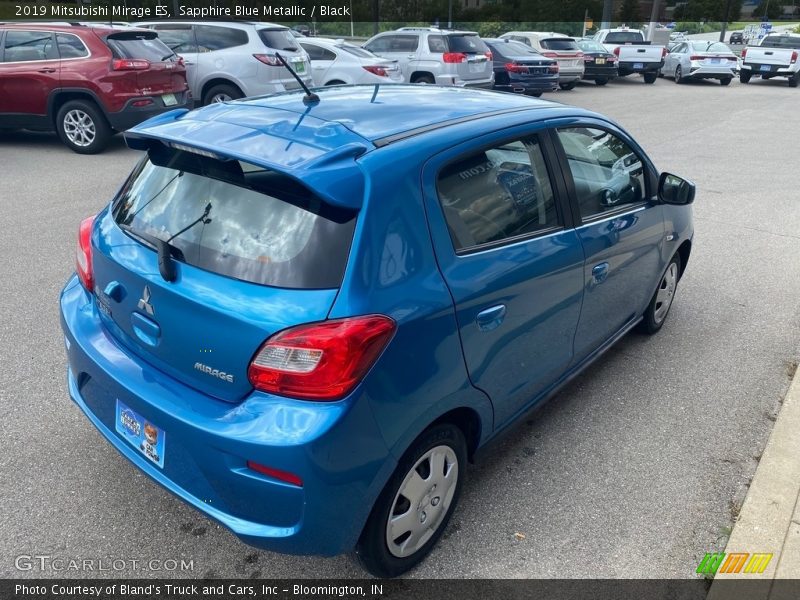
[754,0,782,20]
[618,0,642,25]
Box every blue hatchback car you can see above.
[60,85,694,577]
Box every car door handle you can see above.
[37,68,57,73]
[592,262,610,284]
[476,304,507,331]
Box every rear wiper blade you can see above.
[118,224,182,283]
[161,51,176,61]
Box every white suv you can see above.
[136,21,311,105]
[363,27,494,88]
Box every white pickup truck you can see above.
[593,28,666,84]
[740,32,800,87]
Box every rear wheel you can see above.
[595,78,609,86]
[674,65,684,84]
[528,91,543,97]
[789,73,800,88]
[720,77,732,86]
[411,74,435,84]
[56,100,111,155]
[639,254,681,335]
[740,70,751,83]
[643,72,657,84]
[355,423,466,578]
[559,81,576,90]
[202,83,242,105]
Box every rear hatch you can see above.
[103,30,186,95]
[539,37,583,71]
[505,54,557,78]
[92,144,357,402]
[615,44,663,64]
[341,44,403,82]
[445,33,491,81]
[256,27,311,88]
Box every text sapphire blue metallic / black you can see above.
[60,84,694,577]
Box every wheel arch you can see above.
[410,71,435,83]
[429,407,483,462]
[200,78,244,104]
[676,239,691,280]
[47,89,108,127]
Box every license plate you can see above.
[116,400,166,468]
[633,62,644,70]
[710,58,721,64]
[293,59,306,74]
[468,62,483,73]
[161,93,177,107]
[595,58,606,65]
[760,64,771,72]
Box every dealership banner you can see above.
[6,579,800,600]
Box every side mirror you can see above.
[658,172,696,205]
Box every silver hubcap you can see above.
[675,66,681,82]
[211,93,232,103]
[63,109,95,147]
[654,262,678,324]
[386,445,458,558]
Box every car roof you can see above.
[0,22,124,35]
[134,20,288,30]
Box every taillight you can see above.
[443,52,467,63]
[662,47,668,58]
[613,47,621,57]
[791,51,798,64]
[253,53,281,66]
[76,215,96,291]
[742,48,747,59]
[689,55,703,61]
[176,56,185,67]
[111,58,150,71]
[608,55,617,62]
[541,51,558,58]
[362,65,388,77]
[549,63,559,73]
[248,315,396,401]
[484,50,493,60]
[505,62,526,73]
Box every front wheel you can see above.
[639,254,681,335]
[355,424,466,578]
[56,100,111,154]
[559,81,576,90]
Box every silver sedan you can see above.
[662,41,738,85]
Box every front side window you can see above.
[437,137,559,251]
[113,148,356,289]
[556,127,647,220]
[2,31,57,62]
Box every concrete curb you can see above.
[707,363,800,599]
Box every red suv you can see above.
[0,23,190,153]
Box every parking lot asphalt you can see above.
[1,75,799,581]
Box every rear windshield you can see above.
[540,38,579,51]
[447,34,488,53]
[113,148,356,289]
[258,28,300,51]
[690,41,730,52]
[341,44,376,59]
[106,33,173,62]
[577,40,608,53]
[603,32,645,43]
[493,40,541,56]
[760,35,800,49]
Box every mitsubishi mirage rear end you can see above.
[59,105,396,556]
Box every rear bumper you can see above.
[618,61,664,74]
[106,91,191,132]
[59,276,395,556]
[686,65,736,79]
[556,67,584,83]
[495,74,558,94]
[435,74,495,88]
[582,65,619,79]
[741,63,796,76]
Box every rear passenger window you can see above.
[154,27,198,53]
[301,43,336,61]
[556,127,647,220]
[195,26,248,52]
[437,137,560,251]
[428,35,447,53]
[2,31,58,62]
[56,33,88,59]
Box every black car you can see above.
[729,32,744,44]
[576,39,619,85]
[483,38,559,97]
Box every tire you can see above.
[595,78,609,86]
[559,82,576,90]
[529,92,543,97]
[355,423,467,578]
[325,80,346,86]
[202,83,243,105]
[55,100,111,155]
[643,72,657,84]
[674,65,684,84]
[740,71,751,84]
[720,77,732,86]
[639,254,681,335]
[411,74,435,84]
[789,73,799,88]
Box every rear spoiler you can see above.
[124,109,370,211]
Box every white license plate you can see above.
[468,62,483,73]
[595,58,606,65]
[760,64,771,72]
[633,62,644,70]
[161,93,177,107]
